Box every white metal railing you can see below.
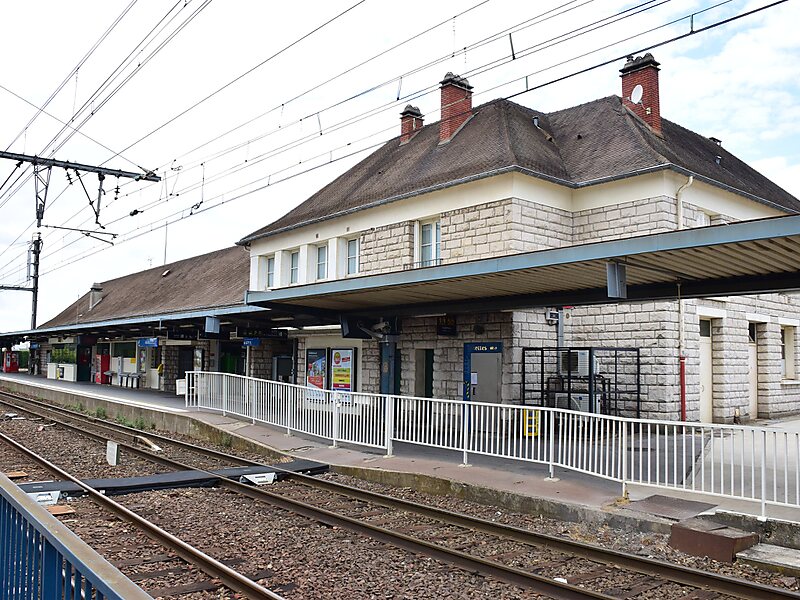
[186,371,800,515]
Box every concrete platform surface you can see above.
[738,544,800,577]
[3,372,799,531]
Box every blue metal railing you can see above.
[0,473,151,600]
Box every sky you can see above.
[0,0,797,333]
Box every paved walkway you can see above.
[2,372,798,525]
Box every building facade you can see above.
[239,56,800,423]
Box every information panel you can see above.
[306,348,327,391]
[331,348,355,393]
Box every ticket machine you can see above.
[2,351,19,373]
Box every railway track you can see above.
[1,389,797,600]
[0,428,283,599]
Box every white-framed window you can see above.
[289,250,299,284]
[266,256,275,288]
[316,244,327,280]
[696,212,711,227]
[419,220,440,267]
[781,326,796,380]
[346,238,359,275]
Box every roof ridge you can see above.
[612,97,669,165]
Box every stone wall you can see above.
[689,295,800,420]
[563,301,681,419]
[359,221,414,275]
[394,313,515,401]
[573,196,677,243]
[246,339,294,381]
[440,198,572,263]
[162,341,211,394]
[552,294,800,422]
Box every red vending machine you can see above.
[94,353,111,384]
[2,351,19,373]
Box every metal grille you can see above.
[521,347,641,418]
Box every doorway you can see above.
[414,349,434,398]
[272,355,293,383]
[76,345,92,382]
[463,342,503,403]
[699,319,713,422]
[177,347,194,380]
[748,323,759,420]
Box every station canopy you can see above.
[245,215,800,319]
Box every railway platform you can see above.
[1,371,799,539]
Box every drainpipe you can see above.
[676,175,693,421]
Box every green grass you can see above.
[94,406,108,419]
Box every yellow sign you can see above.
[523,410,540,437]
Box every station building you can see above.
[2,55,799,423]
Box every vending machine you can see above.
[2,351,19,373]
[94,352,111,384]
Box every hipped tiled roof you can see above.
[39,245,249,329]
[239,96,799,244]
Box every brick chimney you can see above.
[400,105,424,143]
[439,72,473,142]
[620,53,661,135]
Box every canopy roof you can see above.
[245,215,800,318]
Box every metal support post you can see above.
[621,421,629,499]
[760,429,767,519]
[30,233,42,329]
[461,401,470,466]
[385,395,394,457]
[548,410,555,479]
[222,375,228,416]
[34,165,51,228]
[332,396,340,448]
[249,380,255,425]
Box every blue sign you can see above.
[30,342,40,350]
[243,337,261,347]
[137,337,159,348]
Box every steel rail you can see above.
[2,391,798,599]
[0,429,284,600]
[0,392,615,599]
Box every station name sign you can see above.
[233,327,287,340]
[137,337,159,348]
[167,329,197,341]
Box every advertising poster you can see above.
[331,348,354,394]
[306,348,327,391]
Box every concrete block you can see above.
[670,518,759,563]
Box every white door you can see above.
[748,341,758,419]
[699,320,713,423]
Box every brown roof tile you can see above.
[39,245,249,329]
[239,96,799,244]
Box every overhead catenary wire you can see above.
[1,0,580,266]
[1,0,140,155]
[26,1,788,281]
[0,0,742,279]
[0,0,725,284]
[0,0,210,269]
[0,0,373,267]
[0,0,200,211]
[38,0,644,245]
[67,0,675,224]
